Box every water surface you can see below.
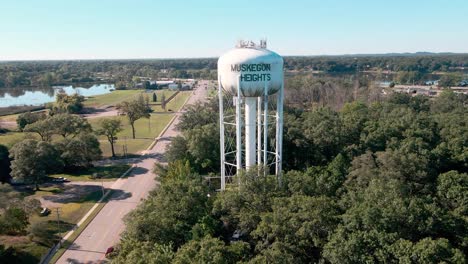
[0,84,114,108]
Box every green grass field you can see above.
[90,113,174,157]
[83,89,143,108]
[83,89,176,108]
[0,132,39,149]
[89,91,190,157]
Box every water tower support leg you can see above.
[236,77,242,185]
[263,87,268,178]
[275,83,284,186]
[218,77,225,191]
[257,96,262,168]
[245,97,257,169]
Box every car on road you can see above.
[52,177,69,183]
[105,246,115,257]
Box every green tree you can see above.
[118,96,151,139]
[9,139,63,190]
[437,170,468,217]
[48,113,92,138]
[390,238,465,263]
[111,238,174,264]
[16,111,46,131]
[97,119,123,158]
[164,136,192,164]
[438,72,463,87]
[173,236,249,264]
[185,123,220,172]
[23,119,54,141]
[0,207,29,235]
[123,178,210,248]
[50,93,85,114]
[56,133,102,169]
[323,227,397,263]
[252,195,341,263]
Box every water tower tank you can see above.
[218,44,284,97]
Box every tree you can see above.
[57,133,102,169]
[165,136,192,164]
[16,111,46,131]
[437,171,468,217]
[173,236,249,264]
[97,119,123,158]
[50,93,85,114]
[123,178,210,248]
[153,92,157,102]
[0,207,29,235]
[0,145,11,184]
[252,195,341,263]
[9,139,63,190]
[390,238,465,263]
[323,227,397,263]
[185,123,220,173]
[118,96,151,139]
[23,119,54,141]
[48,114,92,138]
[111,238,174,264]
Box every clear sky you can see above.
[1,0,467,60]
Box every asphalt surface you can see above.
[57,81,210,264]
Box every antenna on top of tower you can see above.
[236,39,267,49]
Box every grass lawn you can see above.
[150,91,191,112]
[0,132,38,149]
[88,91,191,157]
[83,89,176,108]
[89,112,174,157]
[50,164,131,182]
[146,89,176,104]
[83,90,143,108]
[0,113,19,122]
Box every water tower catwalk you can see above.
[218,40,284,190]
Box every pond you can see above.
[0,83,114,108]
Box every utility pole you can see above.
[124,136,128,158]
[148,114,151,133]
[55,208,62,246]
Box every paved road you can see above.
[57,81,210,264]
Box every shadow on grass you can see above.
[108,189,132,201]
[41,186,103,204]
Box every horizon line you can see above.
[1,51,467,63]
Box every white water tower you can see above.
[218,40,284,190]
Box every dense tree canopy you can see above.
[112,90,467,263]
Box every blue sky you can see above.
[1,0,467,60]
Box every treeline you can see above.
[285,53,468,73]
[0,59,217,88]
[110,91,467,263]
[1,53,467,88]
